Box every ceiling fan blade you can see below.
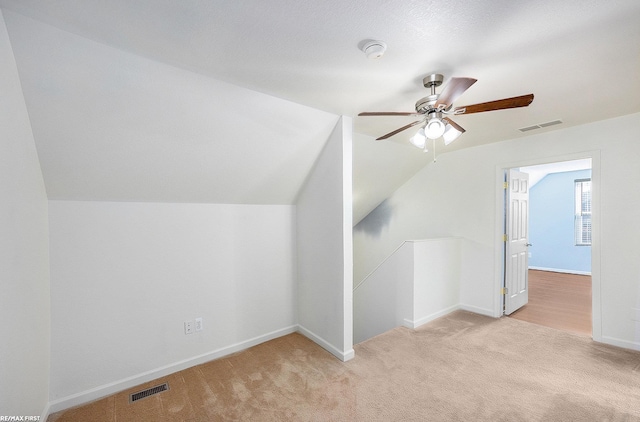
[359,111,423,117]
[435,77,477,109]
[376,120,424,140]
[454,94,534,115]
[443,117,465,133]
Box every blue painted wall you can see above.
[528,169,591,273]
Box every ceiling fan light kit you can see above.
[443,122,463,145]
[425,113,446,139]
[409,128,427,149]
[359,73,534,151]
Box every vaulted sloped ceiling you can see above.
[1,0,639,222]
[3,11,339,205]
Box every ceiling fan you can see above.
[358,74,534,150]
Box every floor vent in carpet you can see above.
[129,383,169,403]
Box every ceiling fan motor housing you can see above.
[415,95,438,113]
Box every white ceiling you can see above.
[1,1,639,222]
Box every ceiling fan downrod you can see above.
[415,73,444,114]
[423,73,444,95]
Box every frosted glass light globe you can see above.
[425,118,445,139]
[410,128,426,148]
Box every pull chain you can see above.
[432,137,437,162]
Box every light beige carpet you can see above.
[49,311,640,421]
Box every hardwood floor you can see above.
[508,269,592,336]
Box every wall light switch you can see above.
[184,321,194,334]
[195,317,203,332]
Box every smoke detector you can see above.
[361,40,387,59]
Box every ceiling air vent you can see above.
[129,383,169,403]
[518,119,563,132]
[538,119,563,128]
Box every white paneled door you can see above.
[504,169,530,315]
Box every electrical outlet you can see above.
[184,321,194,334]
[195,317,203,332]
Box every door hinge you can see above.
[503,181,509,189]
[501,287,508,295]
[503,234,508,242]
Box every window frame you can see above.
[574,178,592,246]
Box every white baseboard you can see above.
[529,266,591,276]
[403,305,461,329]
[40,402,50,422]
[459,304,496,318]
[297,324,354,362]
[600,335,640,352]
[48,325,298,414]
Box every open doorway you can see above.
[502,159,593,336]
[510,269,591,335]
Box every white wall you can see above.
[354,112,640,350]
[353,238,461,344]
[0,10,50,418]
[411,238,461,327]
[353,242,413,344]
[48,201,296,408]
[296,116,354,361]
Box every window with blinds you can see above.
[575,179,592,246]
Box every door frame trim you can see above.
[493,150,601,342]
